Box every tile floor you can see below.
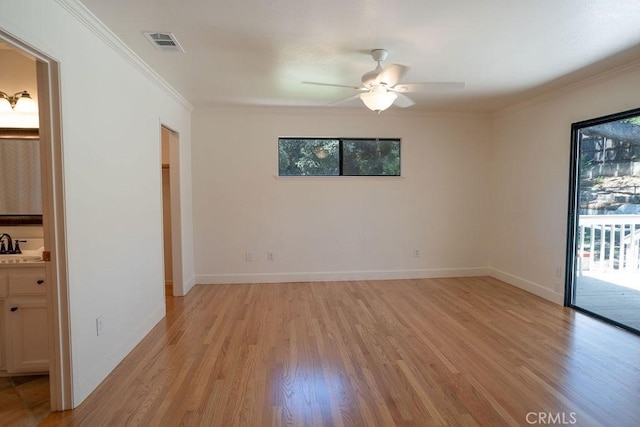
[0,375,50,426]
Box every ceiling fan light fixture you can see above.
[361,70,378,87]
[303,48,464,112]
[360,88,397,113]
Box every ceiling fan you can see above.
[302,49,464,113]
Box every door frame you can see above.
[565,107,640,336]
[160,125,184,296]
[0,31,73,409]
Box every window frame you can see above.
[278,137,401,177]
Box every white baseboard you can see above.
[488,268,564,305]
[197,267,564,305]
[196,267,490,285]
[73,305,166,406]
[182,274,196,295]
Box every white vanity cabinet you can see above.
[0,265,49,375]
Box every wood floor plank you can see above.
[41,277,640,426]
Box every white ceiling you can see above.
[78,0,640,113]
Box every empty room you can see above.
[1,0,640,426]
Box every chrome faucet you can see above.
[0,233,14,254]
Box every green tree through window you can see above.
[343,139,401,176]
[278,138,400,176]
[278,139,339,176]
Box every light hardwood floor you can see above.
[41,277,640,426]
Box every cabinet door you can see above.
[6,297,49,373]
[9,271,46,295]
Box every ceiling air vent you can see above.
[143,32,185,53]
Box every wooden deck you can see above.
[574,275,640,331]
[41,277,640,426]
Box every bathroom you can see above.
[0,40,51,422]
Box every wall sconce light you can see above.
[0,91,38,113]
[359,86,397,113]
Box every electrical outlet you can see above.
[267,252,275,262]
[413,249,420,258]
[245,251,254,262]
[96,316,104,336]
[553,266,563,292]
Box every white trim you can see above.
[195,105,491,118]
[489,268,564,305]
[37,58,74,411]
[273,175,406,181]
[184,274,197,293]
[164,127,187,296]
[495,58,640,116]
[196,267,490,284]
[54,0,193,112]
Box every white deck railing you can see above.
[578,215,640,274]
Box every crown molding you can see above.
[495,58,640,117]
[54,0,193,112]
[194,104,490,119]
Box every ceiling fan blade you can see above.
[394,93,415,108]
[301,81,363,90]
[329,93,362,105]
[375,64,409,87]
[392,82,465,93]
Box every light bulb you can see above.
[0,97,12,113]
[14,93,38,113]
[359,87,397,112]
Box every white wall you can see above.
[193,108,491,283]
[490,61,640,304]
[193,61,640,300]
[0,0,194,405]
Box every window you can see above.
[278,138,401,176]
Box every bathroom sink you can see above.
[0,254,42,264]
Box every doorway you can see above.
[0,31,71,411]
[567,107,640,334]
[161,125,183,297]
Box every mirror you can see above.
[0,128,42,225]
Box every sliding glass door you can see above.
[567,108,640,334]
